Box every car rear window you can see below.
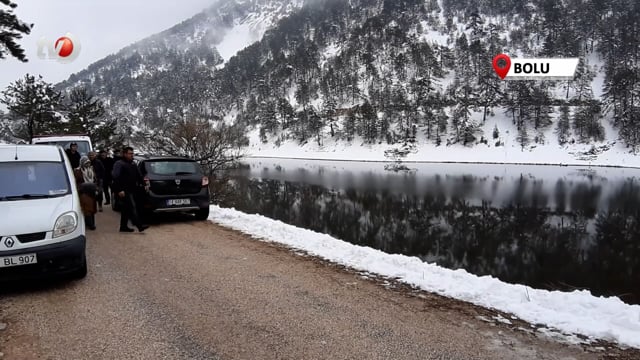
[34,141,91,156]
[144,160,202,176]
[0,161,70,198]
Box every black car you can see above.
[131,156,211,220]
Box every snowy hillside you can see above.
[216,0,304,62]
[247,106,640,168]
[51,0,640,167]
[57,0,305,131]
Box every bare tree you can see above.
[138,117,247,174]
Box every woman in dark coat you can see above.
[74,156,99,230]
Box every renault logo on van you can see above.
[3,237,15,248]
[175,179,181,186]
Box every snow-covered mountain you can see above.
[56,0,640,166]
[58,0,305,127]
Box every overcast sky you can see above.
[1,0,216,98]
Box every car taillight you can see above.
[202,176,209,186]
[144,176,150,186]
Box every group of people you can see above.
[66,143,149,233]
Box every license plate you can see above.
[167,198,190,206]
[0,253,37,268]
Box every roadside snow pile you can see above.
[209,205,640,349]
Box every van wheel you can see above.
[72,257,87,279]
[194,208,210,220]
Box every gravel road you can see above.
[0,210,636,359]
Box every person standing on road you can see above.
[112,146,149,233]
[99,150,114,205]
[74,156,99,230]
[66,142,81,169]
[88,151,106,212]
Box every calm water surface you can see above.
[219,159,640,304]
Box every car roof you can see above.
[137,155,197,162]
[32,136,91,142]
[0,144,64,162]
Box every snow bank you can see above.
[209,205,640,349]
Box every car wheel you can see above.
[71,256,87,279]
[194,207,210,220]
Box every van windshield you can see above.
[0,162,70,200]
[34,141,92,157]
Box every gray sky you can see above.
[1,0,216,98]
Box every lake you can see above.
[218,158,640,304]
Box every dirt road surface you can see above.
[1,210,637,359]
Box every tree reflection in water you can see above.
[220,170,640,304]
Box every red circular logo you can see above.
[55,36,74,58]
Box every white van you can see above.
[31,134,93,157]
[0,144,87,280]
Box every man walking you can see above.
[111,146,149,233]
[98,150,114,205]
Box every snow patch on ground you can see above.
[418,20,449,46]
[216,21,263,62]
[216,2,303,63]
[208,205,640,349]
[588,51,606,99]
[324,42,341,58]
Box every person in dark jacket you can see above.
[88,151,105,212]
[113,148,123,162]
[112,146,149,233]
[65,142,81,169]
[99,150,114,205]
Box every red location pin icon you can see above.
[492,53,511,80]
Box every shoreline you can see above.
[245,155,640,170]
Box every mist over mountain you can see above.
[55,0,640,159]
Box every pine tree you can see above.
[574,102,604,143]
[572,61,595,102]
[323,96,338,138]
[277,98,295,131]
[1,74,63,142]
[504,81,533,130]
[92,113,122,150]
[0,0,33,62]
[344,111,356,142]
[584,102,604,142]
[360,101,378,143]
[530,83,553,130]
[435,109,448,146]
[309,107,324,146]
[259,125,268,143]
[556,104,571,145]
[294,109,310,144]
[451,102,471,144]
[259,100,279,135]
[517,124,529,150]
[477,64,502,124]
[462,122,476,146]
[66,87,110,146]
